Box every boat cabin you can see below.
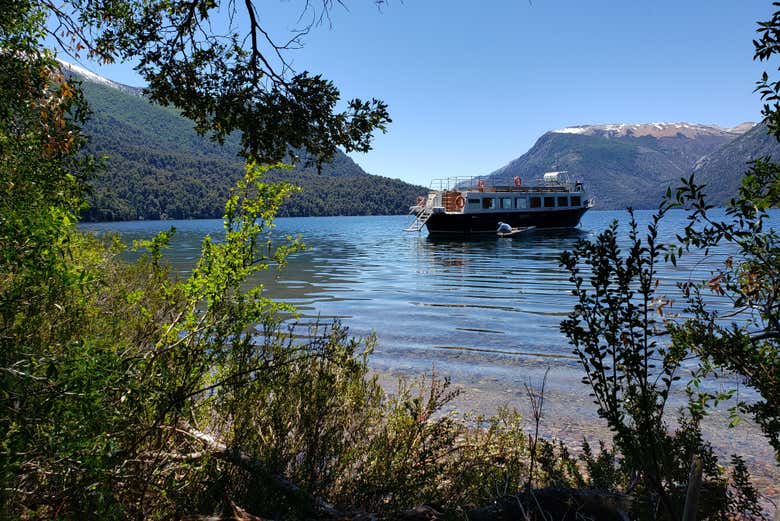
[417,172,587,215]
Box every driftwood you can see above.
[682,456,703,521]
[178,426,449,521]
[179,426,344,519]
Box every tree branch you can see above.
[176,425,344,518]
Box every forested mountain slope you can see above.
[73,74,425,221]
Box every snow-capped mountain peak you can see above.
[56,58,141,96]
[552,122,755,139]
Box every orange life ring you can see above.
[455,195,465,209]
[477,179,485,190]
[514,176,522,187]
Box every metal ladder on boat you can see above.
[404,207,433,232]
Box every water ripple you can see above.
[79,209,778,378]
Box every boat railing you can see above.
[428,177,473,191]
[429,174,581,193]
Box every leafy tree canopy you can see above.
[45,0,391,165]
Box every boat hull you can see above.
[423,207,589,235]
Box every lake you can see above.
[80,209,779,489]
[79,209,744,379]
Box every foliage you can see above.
[579,439,622,491]
[659,0,780,464]
[337,374,461,511]
[452,407,529,504]
[560,206,684,514]
[2,158,301,517]
[46,0,391,165]
[1,6,587,519]
[667,164,780,462]
[536,439,585,490]
[726,455,768,521]
[557,205,767,520]
[755,1,780,141]
[1,6,100,513]
[0,4,91,272]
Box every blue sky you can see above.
[64,1,774,187]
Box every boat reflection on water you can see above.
[418,227,590,269]
[423,226,589,245]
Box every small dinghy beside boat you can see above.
[497,226,535,238]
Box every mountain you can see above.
[487,122,767,209]
[60,61,425,221]
[64,58,777,214]
[692,121,779,203]
[551,122,750,139]
[58,59,143,96]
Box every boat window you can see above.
[482,198,495,210]
[500,197,512,209]
[467,198,480,208]
[557,196,568,207]
[515,197,527,209]
[529,197,541,208]
[571,196,581,206]
[543,196,555,208]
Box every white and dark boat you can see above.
[404,171,593,235]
